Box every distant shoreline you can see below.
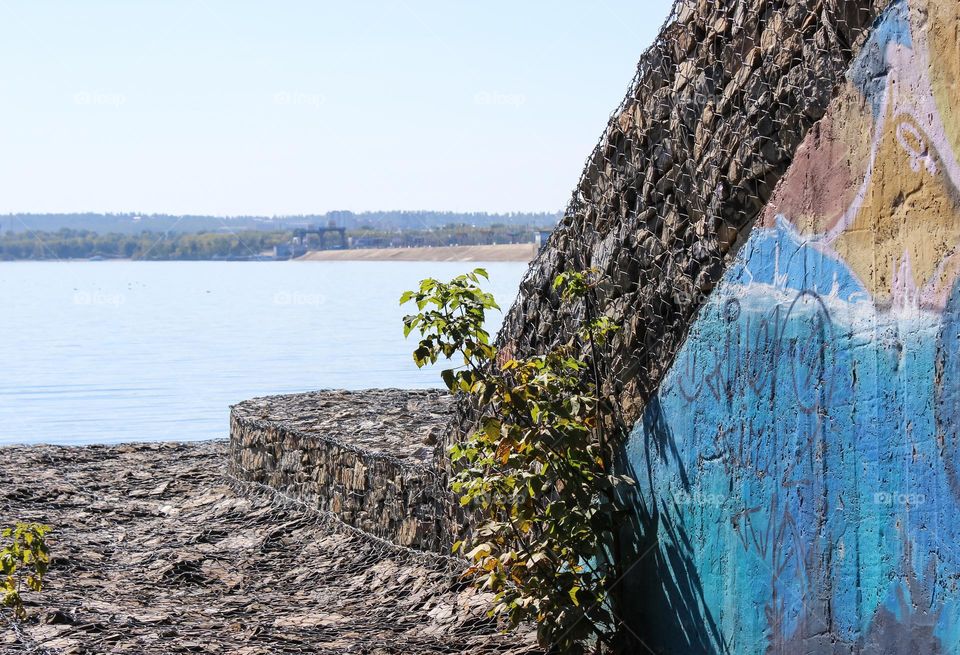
[297,243,537,262]
[0,243,538,263]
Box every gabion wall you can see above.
[230,390,452,552]
[495,0,888,425]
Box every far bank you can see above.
[297,243,536,263]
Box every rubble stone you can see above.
[229,389,453,552]
[0,440,537,654]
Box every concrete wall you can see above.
[625,1,960,652]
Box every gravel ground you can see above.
[0,441,538,654]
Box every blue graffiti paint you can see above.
[727,217,869,303]
[625,221,960,653]
[851,0,913,118]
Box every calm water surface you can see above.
[0,261,527,445]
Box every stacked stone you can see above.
[490,0,889,430]
[229,389,453,552]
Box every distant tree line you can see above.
[0,224,549,260]
[0,229,289,261]
[346,224,538,250]
[0,211,560,236]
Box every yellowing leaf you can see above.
[465,544,492,561]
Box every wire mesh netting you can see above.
[493,0,887,429]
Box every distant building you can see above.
[273,242,307,260]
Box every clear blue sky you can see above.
[0,1,674,216]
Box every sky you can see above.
[0,1,675,216]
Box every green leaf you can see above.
[440,369,457,391]
[400,269,627,651]
[483,419,501,440]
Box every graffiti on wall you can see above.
[625,1,960,653]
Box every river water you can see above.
[0,261,526,445]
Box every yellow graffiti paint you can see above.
[928,0,960,164]
[765,0,960,309]
[831,106,960,305]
